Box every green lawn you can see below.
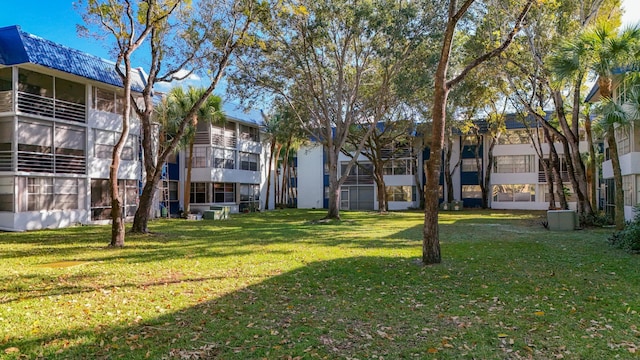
[1,209,638,359]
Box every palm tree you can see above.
[165,86,223,216]
[554,22,640,230]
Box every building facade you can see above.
[295,116,593,212]
[0,25,271,231]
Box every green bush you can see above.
[581,211,612,227]
[608,205,640,253]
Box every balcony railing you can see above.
[538,171,570,183]
[0,150,12,171]
[17,91,86,123]
[17,150,85,174]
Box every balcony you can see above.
[17,91,86,123]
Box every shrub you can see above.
[581,211,612,227]
[608,205,640,254]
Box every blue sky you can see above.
[0,1,112,60]
[2,0,638,63]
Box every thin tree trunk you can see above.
[482,137,496,209]
[444,139,455,203]
[264,140,277,210]
[131,180,156,233]
[109,60,132,247]
[549,144,568,210]
[585,113,598,212]
[325,146,341,220]
[607,129,625,230]
[374,166,387,212]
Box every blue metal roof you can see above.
[222,102,262,126]
[0,25,146,91]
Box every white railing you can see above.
[0,150,11,171]
[17,91,86,123]
[17,151,54,173]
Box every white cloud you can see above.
[155,69,204,93]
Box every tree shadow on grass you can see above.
[5,256,458,359]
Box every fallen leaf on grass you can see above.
[4,347,19,354]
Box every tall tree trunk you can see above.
[444,139,455,203]
[373,166,387,212]
[607,129,625,230]
[549,143,568,210]
[585,111,598,212]
[424,82,447,265]
[109,60,133,247]
[280,140,291,206]
[264,140,277,210]
[131,179,157,233]
[183,137,195,216]
[482,137,496,209]
[325,146,341,220]
[553,88,592,218]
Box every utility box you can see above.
[547,210,576,231]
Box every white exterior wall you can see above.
[488,133,582,211]
[296,144,324,209]
[177,119,272,215]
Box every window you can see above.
[461,158,478,172]
[94,129,136,160]
[383,159,413,175]
[0,177,14,212]
[342,162,373,184]
[623,175,633,206]
[211,122,236,148]
[240,152,259,171]
[615,127,631,155]
[90,179,138,219]
[17,120,53,172]
[54,178,79,210]
[169,181,179,201]
[462,185,482,199]
[497,129,532,145]
[190,182,209,204]
[386,186,412,202]
[27,177,54,211]
[213,148,235,169]
[213,183,235,203]
[0,67,11,92]
[240,124,259,142]
[492,184,535,202]
[240,184,260,202]
[192,147,208,168]
[494,155,535,173]
[93,88,124,114]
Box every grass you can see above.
[0,209,638,359]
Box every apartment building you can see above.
[166,104,271,216]
[295,114,591,212]
[296,142,421,211]
[587,74,640,221]
[0,25,270,231]
[0,25,147,231]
